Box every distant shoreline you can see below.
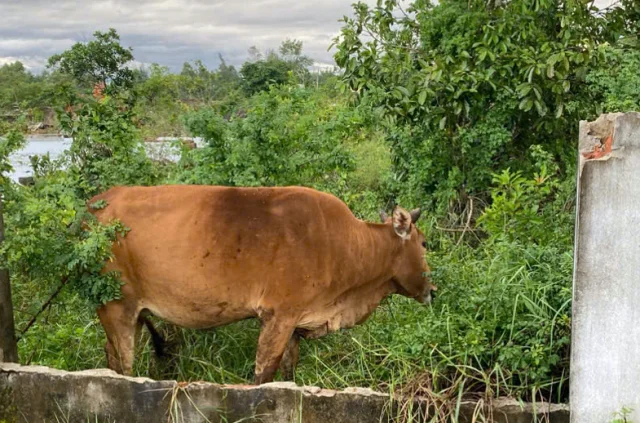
[26,133,65,139]
[24,134,198,143]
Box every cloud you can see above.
[0,0,621,73]
[0,0,372,73]
[0,56,49,70]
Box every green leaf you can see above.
[517,83,532,97]
[533,87,542,101]
[396,86,410,96]
[546,65,555,79]
[519,97,529,110]
[534,100,546,116]
[90,199,108,210]
[418,90,427,106]
[527,67,535,83]
[519,98,534,112]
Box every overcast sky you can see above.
[0,0,618,74]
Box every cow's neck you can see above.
[321,223,403,332]
[357,222,403,285]
[334,222,404,300]
[301,223,403,336]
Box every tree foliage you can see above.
[179,57,241,102]
[240,40,314,95]
[0,62,45,112]
[0,125,129,306]
[333,0,632,210]
[587,47,640,113]
[48,28,134,92]
[177,85,355,187]
[58,93,161,198]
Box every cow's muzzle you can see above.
[418,291,433,305]
[419,275,437,305]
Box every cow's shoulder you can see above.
[271,186,355,220]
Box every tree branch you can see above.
[17,277,68,341]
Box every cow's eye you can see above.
[422,241,427,248]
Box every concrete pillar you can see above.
[571,112,640,423]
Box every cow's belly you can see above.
[111,250,263,329]
[136,270,261,329]
[297,281,394,338]
[142,297,255,329]
[297,307,375,338]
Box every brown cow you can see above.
[88,185,436,384]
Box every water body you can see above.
[7,136,201,182]
[8,136,71,182]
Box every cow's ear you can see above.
[409,208,422,223]
[392,207,412,240]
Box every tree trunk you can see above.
[0,197,18,362]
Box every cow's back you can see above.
[88,185,360,328]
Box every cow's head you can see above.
[380,207,437,304]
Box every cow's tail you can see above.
[139,316,168,358]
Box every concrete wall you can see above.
[571,112,640,423]
[0,363,568,423]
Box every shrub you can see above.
[175,85,355,187]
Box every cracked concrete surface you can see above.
[0,363,568,422]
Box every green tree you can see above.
[333,0,630,211]
[0,62,52,126]
[240,57,291,96]
[606,0,640,47]
[215,55,241,99]
[58,92,161,198]
[177,57,240,103]
[177,85,354,187]
[587,48,640,113]
[240,40,313,95]
[137,63,179,104]
[48,28,134,93]
[134,63,186,138]
[0,62,37,110]
[279,39,314,81]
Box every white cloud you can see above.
[0,0,377,73]
[0,56,49,70]
[0,0,623,74]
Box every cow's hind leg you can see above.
[97,299,140,376]
[139,316,167,358]
[279,333,300,381]
[254,314,296,384]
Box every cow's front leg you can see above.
[97,298,140,376]
[254,313,296,384]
